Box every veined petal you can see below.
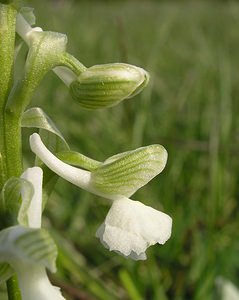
[92,144,167,197]
[0,226,57,273]
[0,225,64,299]
[96,197,172,260]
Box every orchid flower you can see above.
[30,133,172,260]
[0,167,65,300]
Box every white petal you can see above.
[30,133,92,191]
[216,277,239,300]
[96,197,172,260]
[21,167,43,228]
[16,263,66,300]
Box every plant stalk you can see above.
[0,3,16,188]
[0,3,22,300]
[6,275,22,300]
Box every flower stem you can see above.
[6,275,22,300]
[0,3,16,189]
[0,4,22,300]
[4,110,22,178]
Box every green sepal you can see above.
[0,263,14,284]
[25,30,67,86]
[21,106,69,171]
[0,225,57,273]
[37,129,69,162]
[6,31,68,115]
[57,150,101,171]
[0,177,33,227]
[21,107,68,147]
[92,144,168,197]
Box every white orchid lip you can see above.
[16,264,65,300]
[96,197,172,260]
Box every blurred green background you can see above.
[2,0,239,299]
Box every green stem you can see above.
[0,3,16,189]
[0,4,22,300]
[4,110,22,178]
[60,52,87,76]
[6,275,22,300]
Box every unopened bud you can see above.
[70,63,149,109]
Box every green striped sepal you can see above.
[0,226,57,273]
[0,263,14,284]
[70,63,149,109]
[21,107,68,148]
[25,31,67,92]
[92,144,167,197]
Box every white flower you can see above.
[13,262,65,300]
[96,197,172,260]
[19,167,65,300]
[0,167,66,300]
[29,133,172,260]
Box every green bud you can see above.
[70,63,149,109]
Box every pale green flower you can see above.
[30,133,172,260]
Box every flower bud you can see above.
[70,63,149,109]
